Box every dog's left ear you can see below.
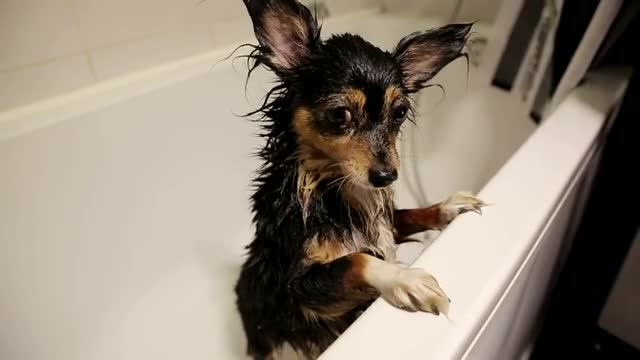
[243,0,320,74]
[393,23,473,92]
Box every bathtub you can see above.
[0,8,631,360]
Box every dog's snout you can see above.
[368,165,398,188]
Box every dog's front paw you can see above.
[439,191,486,228]
[381,268,450,315]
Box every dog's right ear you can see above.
[393,23,472,92]
[242,0,320,74]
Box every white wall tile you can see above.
[379,0,503,24]
[0,0,84,71]
[210,15,254,49]
[322,0,378,15]
[90,25,213,80]
[208,0,249,20]
[0,0,384,110]
[378,0,455,20]
[73,0,220,49]
[456,0,503,23]
[0,56,94,111]
[210,0,379,48]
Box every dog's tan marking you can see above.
[301,298,370,323]
[322,88,367,115]
[294,113,397,252]
[395,191,487,236]
[344,88,367,113]
[385,135,401,169]
[292,106,399,250]
[395,205,442,236]
[383,86,402,113]
[295,141,341,219]
[305,253,449,317]
[293,107,353,162]
[304,235,353,264]
[293,108,343,216]
[301,252,377,323]
[293,106,375,190]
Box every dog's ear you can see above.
[393,23,472,92]
[242,0,320,73]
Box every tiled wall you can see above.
[0,0,500,112]
[380,0,503,23]
[0,0,375,111]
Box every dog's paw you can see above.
[381,268,450,315]
[439,191,486,227]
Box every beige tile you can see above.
[73,0,219,49]
[210,15,255,49]
[379,0,455,19]
[322,0,377,15]
[456,0,503,23]
[0,55,94,111]
[210,0,379,49]
[90,25,213,80]
[208,0,248,19]
[0,0,84,71]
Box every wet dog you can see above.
[234,1,485,358]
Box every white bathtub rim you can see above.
[460,134,600,359]
[440,68,632,360]
[319,67,632,359]
[461,67,631,358]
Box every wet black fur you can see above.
[235,34,399,360]
[233,1,472,358]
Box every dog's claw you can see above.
[439,191,487,227]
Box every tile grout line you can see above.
[0,27,197,77]
[84,51,98,81]
[1,4,381,82]
[1,10,200,76]
[0,53,88,75]
[1,3,376,76]
[65,0,97,81]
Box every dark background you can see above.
[529,1,640,358]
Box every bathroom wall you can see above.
[0,0,501,112]
[379,0,503,23]
[0,0,374,111]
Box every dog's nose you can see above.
[368,166,398,188]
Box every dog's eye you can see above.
[393,104,408,122]
[326,107,352,125]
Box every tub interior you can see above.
[0,12,536,360]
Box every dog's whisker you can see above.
[326,176,346,188]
